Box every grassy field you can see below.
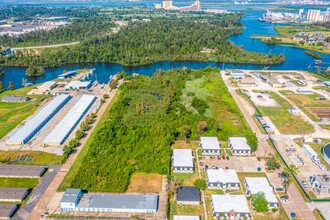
[258,92,314,134]
[171,140,199,151]
[0,178,39,188]
[313,86,330,93]
[127,173,162,194]
[280,90,330,122]
[172,172,199,187]
[58,90,121,191]
[0,86,46,139]
[170,201,204,220]
[0,151,63,165]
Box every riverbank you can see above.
[252,25,330,55]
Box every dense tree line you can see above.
[0,17,115,46]
[0,6,101,21]
[0,13,284,67]
[69,68,257,192]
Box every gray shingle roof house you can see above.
[60,188,159,213]
[0,204,18,219]
[0,165,46,178]
[228,137,251,155]
[176,186,200,205]
[0,188,30,202]
[200,137,220,155]
[211,195,250,219]
[206,169,240,189]
[172,149,194,173]
[1,95,30,102]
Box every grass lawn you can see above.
[253,203,289,220]
[205,188,225,195]
[0,151,63,165]
[319,124,330,130]
[313,209,325,220]
[170,201,204,220]
[58,90,121,191]
[312,86,330,93]
[127,172,162,194]
[172,172,199,187]
[0,178,39,188]
[0,87,46,139]
[171,140,199,151]
[280,90,330,122]
[258,92,314,134]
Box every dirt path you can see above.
[28,82,122,220]
[12,42,79,51]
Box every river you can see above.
[1,10,330,89]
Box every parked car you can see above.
[302,181,308,188]
[212,166,216,169]
[222,156,226,160]
[280,195,289,200]
[276,188,284,192]
[217,156,221,160]
[226,156,229,160]
[205,165,208,170]
[257,157,261,161]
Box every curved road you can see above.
[12,42,79,51]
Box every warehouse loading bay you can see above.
[0,91,103,155]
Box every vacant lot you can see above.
[0,177,39,188]
[0,151,63,165]
[171,140,199,151]
[258,92,314,134]
[280,91,330,121]
[0,86,46,139]
[127,173,162,194]
[170,202,204,220]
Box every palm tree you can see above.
[283,164,299,194]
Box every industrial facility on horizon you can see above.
[155,0,201,11]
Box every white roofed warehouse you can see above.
[60,188,159,213]
[244,177,278,208]
[43,95,96,146]
[228,137,252,155]
[211,195,250,219]
[200,137,220,155]
[6,95,70,145]
[172,149,194,173]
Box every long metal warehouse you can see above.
[6,95,70,145]
[43,95,96,146]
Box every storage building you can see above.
[228,137,251,155]
[58,71,76,79]
[39,81,57,92]
[206,168,240,189]
[296,88,313,94]
[65,81,92,90]
[60,188,159,213]
[302,144,320,162]
[43,95,96,146]
[200,137,220,155]
[6,95,70,145]
[0,165,46,178]
[1,95,30,102]
[0,188,30,202]
[0,204,18,219]
[244,177,278,208]
[172,149,194,173]
[230,70,245,79]
[211,195,250,219]
[176,186,200,205]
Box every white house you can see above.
[228,137,252,155]
[244,177,278,208]
[172,149,194,173]
[200,137,220,155]
[206,169,240,189]
[211,195,250,219]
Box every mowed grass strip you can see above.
[0,151,63,166]
[0,178,39,188]
[258,92,314,134]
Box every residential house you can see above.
[172,149,194,173]
[228,137,252,155]
[211,195,250,219]
[200,137,220,155]
[206,169,240,189]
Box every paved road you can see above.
[12,166,60,220]
[28,81,122,220]
[12,42,79,51]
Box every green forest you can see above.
[0,10,284,68]
[68,68,257,192]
